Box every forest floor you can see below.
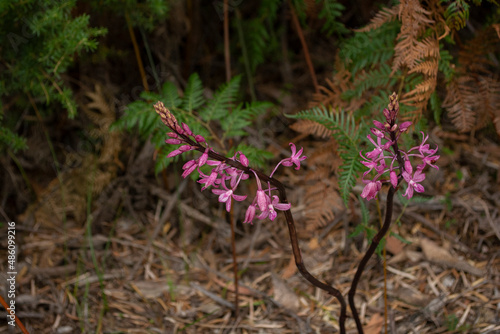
[3,125,499,334]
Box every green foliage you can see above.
[0,0,106,152]
[288,107,365,206]
[349,195,376,240]
[340,22,399,76]
[442,0,471,30]
[316,0,348,35]
[91,0,169,31]
[342,63,395,100]
[114,73,273,174]
[238,18,271,75]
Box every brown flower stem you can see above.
[288,0,319,94]
[347,185,396,334]
[228,208,239,318]
[0,294,29,334]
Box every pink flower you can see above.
[257,195,291,221]
[243,204,257,224]
[361,180,382,200]
[212,179,247,212]
[281,143,307,170]
[402,161,425,199]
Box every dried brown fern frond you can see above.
[442,25,500,135]
[392,0,435,73]
[82,84,123,168]
[458,26,499,75]
[21,84,125,228]
[290,119,334,138]
[442,76,476,132]
[301,139,344,229]
[310,55,355,108]
[477,76,500,134]
[355,4,400,33]
[408,59,439,77]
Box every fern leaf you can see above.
[338,152,364,206]
[181,73,205,112]
[220,105,251,138]
[355,5,399,32]
[317,0,348,35]
[290,119,334,138]
[442,76,476,132]
[161,81,182,108]
[199,75,241,122]
[408,59,439,76]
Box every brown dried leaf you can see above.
[271,273,300,312]
[364,313,384,334]
[420,239,485,276]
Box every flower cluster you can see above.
[360,93,440,200]
[154,101,307,224]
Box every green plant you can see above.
[114,73,274,173]
[0,0,106,152]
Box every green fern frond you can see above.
[288,107,364,206]
[241,19,270,73]
[342,63,395,99]
[0,126,28,152]
[199,75,241,122]
[113,91,162,138]
[244,101,274,117]
[340,22,399,75]
[221,105,251,138]
[160,81,182,108]
[443,0,470,30]
[181,73,205,112]
[317,0,348,35]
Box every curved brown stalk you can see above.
[347,186,396,334]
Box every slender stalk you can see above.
[228,209,239,318]
[223,0,231,83]
[348,186,396,334]
[0,294,29,333]
[288,0,319,94]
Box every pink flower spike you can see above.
[167,132,178,138]
[281,143,307,170]
[361,180,381,201]
[165,138,182,145]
